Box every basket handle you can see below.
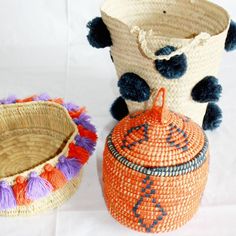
[131,26,211,61]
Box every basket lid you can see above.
[108,88,208,168]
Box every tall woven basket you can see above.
[88,0,236,130]
[103,88,209,233]
[0,95,97,216]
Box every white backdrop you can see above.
[0,0,235,235]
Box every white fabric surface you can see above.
[0,0,235,235]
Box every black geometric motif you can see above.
[132,175,167,233]
[121,123,149,150]
[166,123,189,151]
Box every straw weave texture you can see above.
[103,89,209,233]
[0,171,82,216]
[0,102,77,184]
[0,100,93,216]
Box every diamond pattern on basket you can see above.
[132,175,167,233]
[121,124,149,150]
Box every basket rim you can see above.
[101,0,230,41]
[0,101,78,183]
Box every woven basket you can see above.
[103,88,209,233]
[101,0,230,126]
[0,94,97,216]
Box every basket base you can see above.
[0,170,83,216]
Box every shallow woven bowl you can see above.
[0,95,97,216]
[103,88,209,233]
[101,0,230,126]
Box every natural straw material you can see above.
[0,95,97,216]
[101,0,230,126]
[103,88,209,233]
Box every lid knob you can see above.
[152,88,169,124]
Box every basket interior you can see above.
[102,0,229,38]
[0,102,76,178]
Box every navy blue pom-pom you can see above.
[110,97,129,121]
[118,73,150,102]
[203,103,222,131]
[225,20,236,52]
[155,46,187,79]
[87,17,112,48]
[191,76,222,103]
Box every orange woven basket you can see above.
[103,88,209,233]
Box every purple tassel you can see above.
[0,181,16,210]
[26,172,53,200]
[75,135,96,154]
[5,95,17,104]
[56,156,82,180]
[73,113,96,133]
[0,95,17,104]
[63,102,80,112]
[33,93,51,101]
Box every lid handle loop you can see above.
[152,88,168,123]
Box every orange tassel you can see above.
[16,95,36,103]
[77,125,98,142]
[12,176,31,206]
[40,164,67,191]
[50,98,64,104]
[68,143,90,164]
[69,107,86,119]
